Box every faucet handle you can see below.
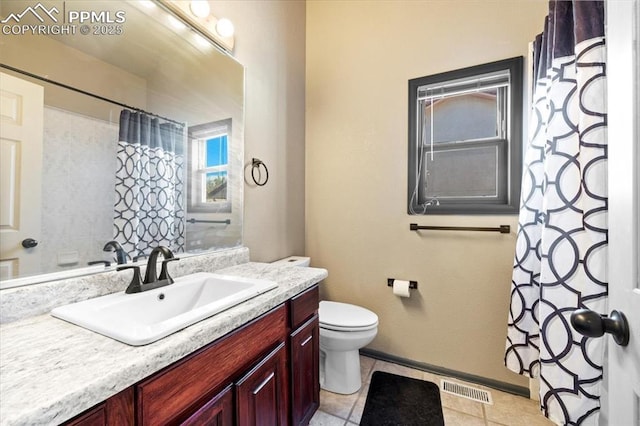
[159,258,179,284]
[118,265,143,294]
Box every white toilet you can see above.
[271,256,379,395]
[318,300,378,394]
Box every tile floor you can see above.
[310,356,555,426]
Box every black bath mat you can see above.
[360,371,445,426]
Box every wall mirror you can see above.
[0,0,244,287]
[408,57,523,215]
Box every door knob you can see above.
[570,309,630,346]
[21,238,38,248]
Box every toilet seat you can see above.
[319,301,378,332]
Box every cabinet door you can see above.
[180,384,233,426]
[290,315,320,426]
[236,342,288,426]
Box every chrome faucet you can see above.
[117,246,179,294]
[103,240,128,265]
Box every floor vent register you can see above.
[440,379,493,405]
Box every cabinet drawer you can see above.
[136,304,287,425]
[289,285,319,329]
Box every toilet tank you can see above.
[271,256,311,267]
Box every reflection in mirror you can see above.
[0,0,244,286]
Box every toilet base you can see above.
[320,348,362,394]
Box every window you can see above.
[203,135,228,202]
[188,119,232,213]
[408,57,523,214]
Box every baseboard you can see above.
[359,348,530,398]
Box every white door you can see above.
[605,0,640,425]
[0,72,44,281]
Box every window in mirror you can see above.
[188,119,232,212]
[204,134,228,203]
[408,57,523,214]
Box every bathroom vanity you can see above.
[0,252,326,426]
[67,285,319,425]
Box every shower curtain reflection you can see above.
[113,110,186,260]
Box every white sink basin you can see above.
[51,272,278,346]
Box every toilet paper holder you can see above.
[387,278,418,289]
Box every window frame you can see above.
[407,57,523,215]
[188,119,232,213]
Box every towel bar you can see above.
[409,223,510,234]
[186,219,231,224]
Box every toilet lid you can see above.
[319,301,378,331]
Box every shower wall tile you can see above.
[41,107,118,272]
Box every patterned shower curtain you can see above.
[114,110,186,259]
[504,1,607,425]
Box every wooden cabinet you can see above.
[136,305,287,425]
[289,286,320,426]
[236,342,288,425]
[65,406,105,426]
[180,385,233,426]
[64,388,134,426]
[63,285,320,426]
[290,315,319,426]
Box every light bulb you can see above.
[189,1,210,18]
[215,18,234,38]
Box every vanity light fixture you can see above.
[189,0,210,18]
[156,0,235,53]
[215,18,234,38]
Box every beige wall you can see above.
[212,1,307,262]
[306,0,547,387]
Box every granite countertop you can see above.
[0,262,327,426]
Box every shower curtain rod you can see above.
[0,63,185,127]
